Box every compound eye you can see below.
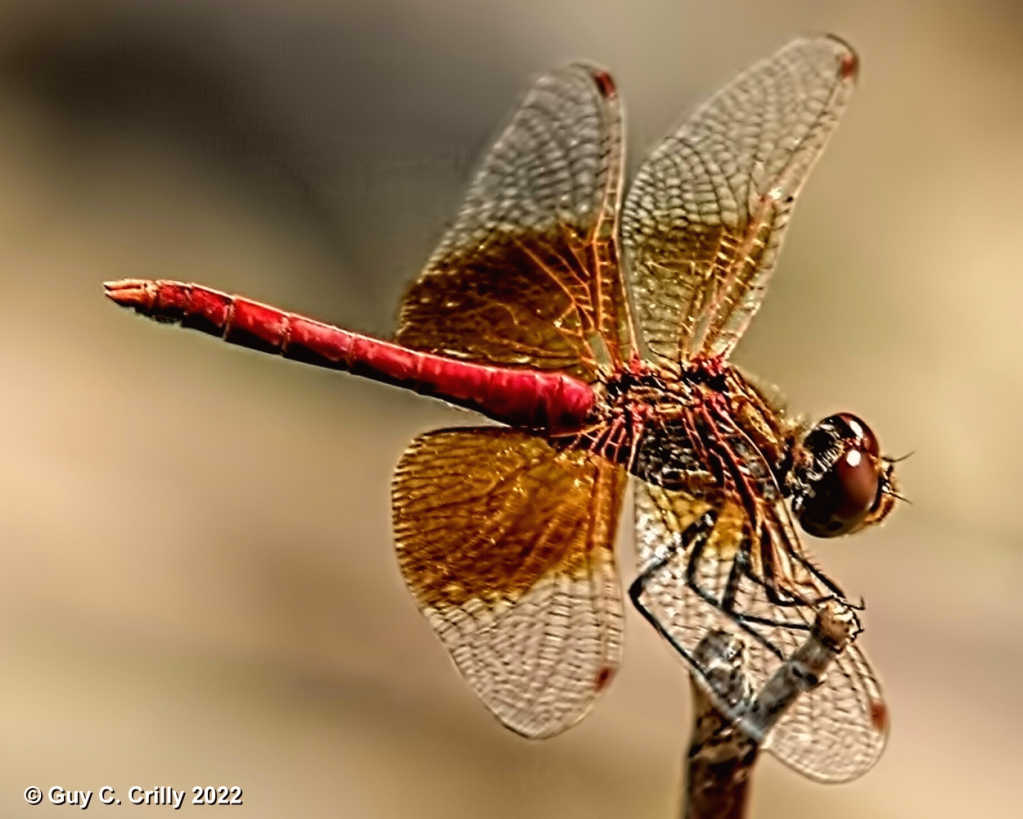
[797,416,884,538]
[831,413,881,458]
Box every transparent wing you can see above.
[633,481,887,782]
[396,64,635,382]
[392,427,627,737]
[622,35,858,370]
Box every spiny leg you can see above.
[719,534,751,612]
[754,534,829,611]
[629,511,723,663]
[789,548,848,599]
[631,510,788,661]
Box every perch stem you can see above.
[682,601,856,819]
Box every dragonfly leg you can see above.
[719,535,751,612]
[788,549,848,599]
[716,535,815,627]
[721,545,843,634]
[754,537,834,612]
[630,511,787,661]
[629,511,718,657]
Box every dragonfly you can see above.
[106,35,900,783]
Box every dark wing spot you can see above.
[869,698,889,733]
[594,664,615,693]
[590,69,617,99]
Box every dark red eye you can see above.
[795,414,884,538]
[831,412,880,457]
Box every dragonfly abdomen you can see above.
[104,279,596,434]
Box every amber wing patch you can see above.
[621,36,858,369]
[392,427,627,737]
[396,63,634,382]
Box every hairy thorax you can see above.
[568,358,800,500]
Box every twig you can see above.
[681,601,857,819]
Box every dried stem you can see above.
[681,601,856,819]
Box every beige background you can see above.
[0,0,1019,816]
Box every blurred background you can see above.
[0,0,1019,816]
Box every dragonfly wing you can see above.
[396,64,634,382]
[766,639,888,782]
[755,499,889,781]
[393,427,627,737]
[622,36,858,370]
[633,481,887,781]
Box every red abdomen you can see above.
[104,279,596,434]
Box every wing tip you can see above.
[787,34,859,83]
[565,60,618,100]
[822,33,860,81]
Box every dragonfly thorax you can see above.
[576,360,739,488]
[599,362,694,422]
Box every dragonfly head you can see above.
[790,413,899,538]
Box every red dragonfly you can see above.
[106,36,899,782]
